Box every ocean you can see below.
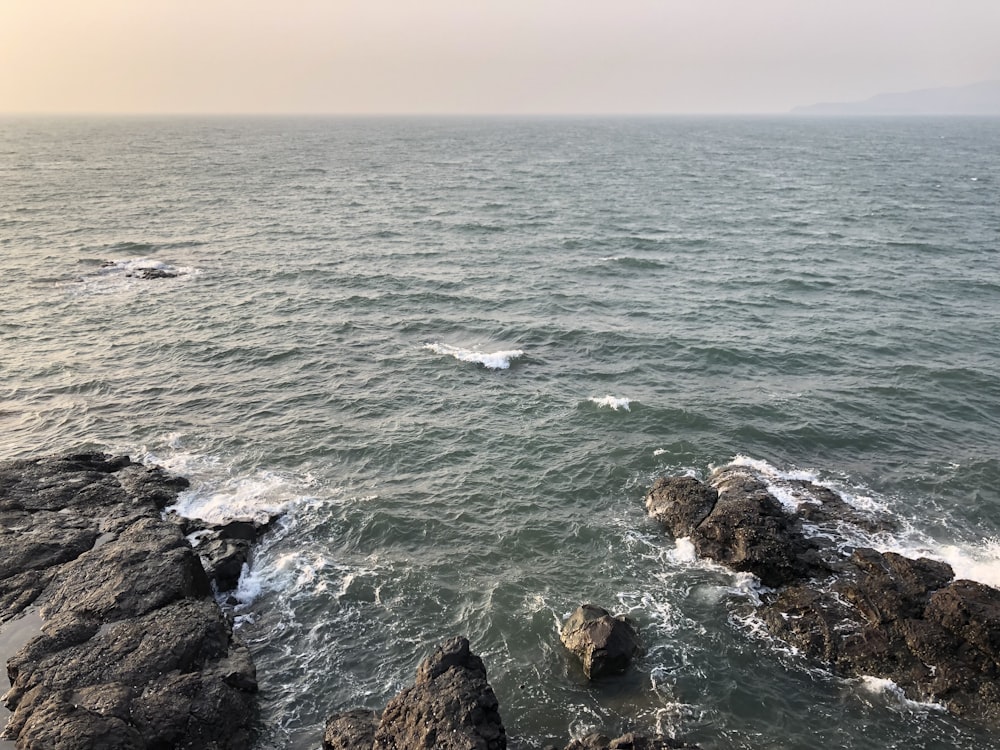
[1,115,998,749]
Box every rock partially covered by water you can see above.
[645,470,824,587]
[764,553,1000,722]
[0,452,259,749]
[323,636,506,750]
[100,259,180,280]
[561,732,698,749]
[560,604,644,679]
[645,463,1000,724]
[180,516,279,594]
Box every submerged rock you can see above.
[0,452,259,748]
[323,636,506,750]
[645,463,1000,724]
[562,732,698,749]
[560,604,644,679]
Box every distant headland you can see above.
[791,80,1000,116]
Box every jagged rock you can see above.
[374,636,506,749]
[560,604,643,679]
[645,476,718,538]
[645,468,822,588]
[181,515,279,592]
[324,637,505,750]
[0,452,258,748]
[323,709,380,750]
[647,463,1000,724]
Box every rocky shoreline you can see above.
[645,464,1000,724]
[4,454,999,748]
[0,453,261,748]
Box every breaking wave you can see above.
[422,342,524,370]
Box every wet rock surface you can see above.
[645,464,1000,724]
[559,604,644,679]
[323,636,506,750]
[0,452,259,749]
[645,472,824,587]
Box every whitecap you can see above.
[589,395,632,411]
[423,342,524,370]
[671,537,697,563]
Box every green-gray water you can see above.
[2,116,998,748]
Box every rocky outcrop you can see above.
[323,636,505,750]
[645,472,824,587]
[560,604,643,679]
[645,464,1000,723]
[0,452,259,748]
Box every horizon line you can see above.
[3,110,1000,119]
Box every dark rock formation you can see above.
[559,604,643,679]
[181,516,277,594]
[645,470,824,587]
[134,268,179,279]
[323,636,506,750]
[0,452,259,748]
[645,463,1000,724]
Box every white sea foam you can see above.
[422,342,524,370]
[589,395,632,411]
[880,537,1000,588]
[71,257,197,295]
[720,454,1000,588]
[858,676,946,712]
[165,469,307,525]
[233,551,335,607]
[726,454,820,483]
[141,440,320,525]
[671,537,697,563]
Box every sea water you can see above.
[1,115,998,749]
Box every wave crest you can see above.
[423,342,524,370]
[589,395,632,411]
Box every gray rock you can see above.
[323,708,380,750]
[324,637,506,750]
[374,636,506,750]
[183,515,279,592]
[0,452,258,748]
[560,604,643,679]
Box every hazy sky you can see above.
[3,1,999,115]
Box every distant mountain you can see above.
[792,80,1000,116]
